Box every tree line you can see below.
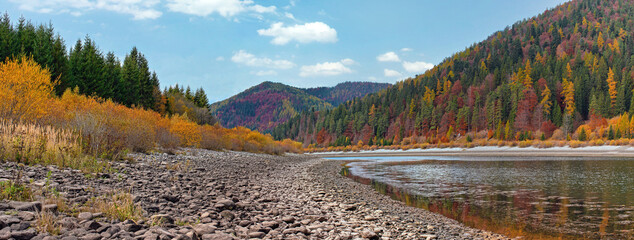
[0,14,213,124]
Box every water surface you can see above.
[327,155,634,239]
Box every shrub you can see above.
[84,192,143,222]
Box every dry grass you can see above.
[83,192,143,222]
[0,119,110,173]
[35,211,61,235]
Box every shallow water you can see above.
[326,156,634,239]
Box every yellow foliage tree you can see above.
[607,68,617,109]
[0,57,54,122]
[562,78,575,115]
[597,32,604,49]
[540,84,552,116]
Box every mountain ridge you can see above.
[211,81,391,132]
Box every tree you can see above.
[606,68,617,114]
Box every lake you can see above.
[326,155,634,239]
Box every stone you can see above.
[247,231,266,238]
[201,233,234,240]
[9,201,41,211]
[215,199,235,210]
[42,204,58,213]
[282,216,295,223]
[219,210,235,220]
[11,229,37,240]
[77,212,93,221]
[17,211,35,221]
[360,230,378,240]
[122,224,143,232]
[80,233,102,240]
[193,223,217,235]
[84,220,102,230]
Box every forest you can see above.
[0,15,302,173]
[211,81,390,132]
[273,0,634,150]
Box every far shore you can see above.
[309,145,634,158]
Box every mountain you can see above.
[304,82,392,106]
[273,0,634,147]
[210,81,391,132]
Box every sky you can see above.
[1,0,569,103]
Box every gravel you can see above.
[0,148,508,239]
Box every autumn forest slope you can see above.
[273,0,634,147]
[210,81,391,132]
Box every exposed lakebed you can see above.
[326,155,634,239]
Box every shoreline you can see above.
[310,145,634,158]
[0,149,507,239]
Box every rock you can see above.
[122,224,143,232]
[361,230,378,240]
[42,204,58,213]
[193,223,217,235]
[11,222,31,231]
[421,234,437,240]
[282,216,295,223]
[161,195,179,203]
[261,221,279,229]
[80,233,102,240]
[201,233,234,240]
[215,199,235,210]
[238,220,251,227]
[247,231,266,238]
[17,211,35,221]
[9,201,41,211]
[59,217,77,229]
[84,220,102,230]
[11,229,37,240]
[77,212,93,221]
[219,210,235,220]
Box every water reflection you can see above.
[334,156,634,239]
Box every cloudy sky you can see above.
[2,0,567,102]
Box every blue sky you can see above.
[2,0,568,102]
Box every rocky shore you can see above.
[0,149,508,239]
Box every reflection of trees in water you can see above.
[341,161,633,239]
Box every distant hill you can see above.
[210,81,391,132]
[273,0,634,147]
[304,82,392,106]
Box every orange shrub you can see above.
[0,57,53,122]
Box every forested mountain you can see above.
[304,82,391,106]
[210,81,391,132]
[273,0,634,147]
[0,14,214,125]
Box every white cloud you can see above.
[300,59,353,77]
[215,56,225,61]
[400,48,413,52]
[377,51,400,62]
[257,22,337,45]
[384,69,402,77]
[340,58,355,65]
[402,61,434,73]
[284,12,296,20]
[231,50,295,69]
[9,0,162,20]
[166,0,275,17]
[368,76,377,81]
[255,70,277,76]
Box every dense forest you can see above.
[0,14,213,125]
[303,82,392,106]
[273,0,634,148]
[210,81,390,132]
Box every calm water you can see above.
[326,156,634,239]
